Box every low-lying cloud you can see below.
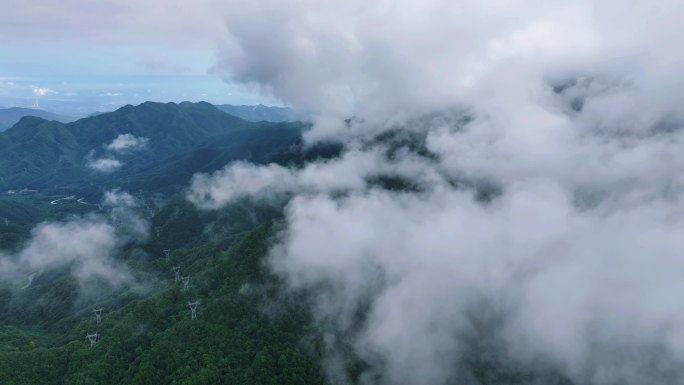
[8,218,128,284]
[87,133,150,172]
[188,149,440,209]
[87,157,122,173]
[106,133,149,152]
[0,190,149,288]
[188,1,684,384]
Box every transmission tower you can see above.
[21,273,35,290]
[188,301,200,320]
[94,308,104,325]
[85,332,99,347]
[163,248,171,261]
[181,276,191,291]
[172,266,181,282]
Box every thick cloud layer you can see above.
[214,0,684,139]
[190,1,684,384]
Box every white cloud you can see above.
[87,157,122,172]
[187,149,442,209]
[0,190,149,287]
[86,134,148,172]
[105,133,149,152]
[103,189,137,207]
[188,162,296,208]
[32,87,55,96]
[188,1,684,384]
[213,0,684,142]
[99,92,123,97]
[102,189,149,243]
[16,218,127,284]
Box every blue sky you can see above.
[0,0,278,116]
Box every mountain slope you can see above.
[0,102,299,192]
[0,101,344,385]
[0,221,326,385]
[0,107,76,132]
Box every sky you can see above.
[0,0,279,115]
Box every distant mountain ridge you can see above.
[0,107,76,132]
[216,104,307,122]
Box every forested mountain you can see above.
[0,102,320,193]
[0,220,326,385]
[0,107,76,132]
[0,101,340,384]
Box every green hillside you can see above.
[0,101,339,385]
[0,102,314,193]
[0,220,325,385]
[0,107,76,132]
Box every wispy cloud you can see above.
[87,157,121,173]
[0,190,149,288]
[99,92,123,97]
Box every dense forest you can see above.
[0,103,330,384]
[0,195,327,385]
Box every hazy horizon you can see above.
[0,75,283,117]
[0,1,284,115]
